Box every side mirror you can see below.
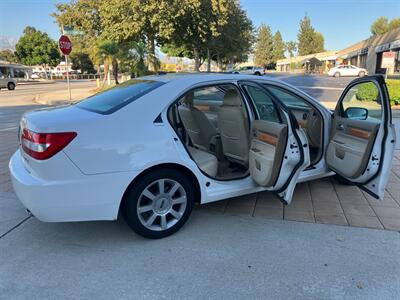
[345,107,368,120]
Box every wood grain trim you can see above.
[257,131,278,145]
[348,127,371,140]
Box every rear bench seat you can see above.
[188,147,218,177]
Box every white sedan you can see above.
[328,65,368,77]
[10,74,395,238]
[232,66,264,76]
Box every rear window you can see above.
[76,79,164,114]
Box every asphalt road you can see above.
[265,73,355,102]
[0,80,96,107]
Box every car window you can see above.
[341,81,382,121]
[76,79,164,114]
[192,86,225,109]
[266,85,310,110]
[243,85,281,123]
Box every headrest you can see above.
[223,90,242,106]
[182,91,194,105]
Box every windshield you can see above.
[76,79,164,114]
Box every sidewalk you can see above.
[0,200,399,299]
[17,80,56,85]
[33,87,96,105]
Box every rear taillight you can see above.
[21,128,77,160]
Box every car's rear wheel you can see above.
[122,169,194,239]
[358,71,365,77]
[7,82,15,90]
[334,72,340,78]
[254,71,261,76]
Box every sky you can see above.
[0,0,400,51]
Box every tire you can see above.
[7,82,15,90]
[334,72,340,78]
[254,71,261,76]
[122,169,195,239]
[358,71,365,77]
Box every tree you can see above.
[371,17,389,35]
[389,18,400,31]
[0,50,17,63]
[312,32,325,53]
[297,14,325,56]
[98,40,120,85]
[286,41,297,57]
[159,0,235,71]
[371,17,400,35]
[15,27,61,79]
[206,1,254,70]
[100,0,169,71]
[273,31,285,61]
[254,24,274,67]
[119,41,149,76]
[70,52,96,74]
[297,15,315,56]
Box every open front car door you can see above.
[326,75,396,199]
[239,81,310,204]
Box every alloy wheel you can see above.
[136,178,187,231]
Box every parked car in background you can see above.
[233,66,264,76]
[31,73,40,79]
[328,65,367,77]
[10,74,395,239]
[0,75,16,90]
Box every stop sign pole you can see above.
[59,34,72,101]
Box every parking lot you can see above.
[1,76,400,298]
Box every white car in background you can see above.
[328,65,368,77]
[9,74,395,239]
[233,66,264,76]
[0,76,16,90]
[31,73,41,79]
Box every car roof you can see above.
[141,73,276,84]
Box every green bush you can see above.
[387,79,400,106]
[356,79,400,106]
[356,82,379,101]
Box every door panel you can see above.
[239,81,310,204]
[326,75,395,199]
[249,120,288,186]
[327,118,379,178]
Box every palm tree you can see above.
[98,40,119,86]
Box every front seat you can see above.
[218,89,249,167]
[178,92,218,151]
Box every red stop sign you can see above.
[59,35,72,55]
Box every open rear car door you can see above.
[326,75,396,199]
[239,81,310,204]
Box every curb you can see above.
[18,81,56,86]
[33,94,72,106]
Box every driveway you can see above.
[1,78,400,298]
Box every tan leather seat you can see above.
[218,89,249,166]
[178,92,217,151]
[188,147,218,176]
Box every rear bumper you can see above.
[9,150,137,222]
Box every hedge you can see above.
[387,79,400,106]
[356,79,400,106]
